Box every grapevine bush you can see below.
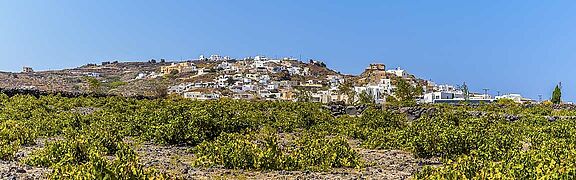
[191,131,362,171]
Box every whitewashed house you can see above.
[387,67,409,78]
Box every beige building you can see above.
[161,62,196,75]
[359,63,389,85]
[330,94,350,104]
[366,63,385,71]
[280,89,296,101]
[233,93,256,100]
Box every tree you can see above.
[170,70,179,76]
[84,77,102,93]
[358,91,375,105]
[552,84,562,104]
[394,78,422,105]
[278,70,291,81]
[150,80,168,98]
[338,81,355,105]
[461,82,469,101]
[226,77,236,86]
[295,88,311,102]
[385,95,399,105]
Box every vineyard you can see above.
[1,93,576,179]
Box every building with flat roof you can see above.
[366,63,386,71]
[22,67,34,73]
[160,62,196,75]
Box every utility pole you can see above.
[538,94,543,102]
[483,88,490,99]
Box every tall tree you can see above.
[461,82,469,101]
[358,91,375,105]
[84,77,102,93]
[338,81,355,105]
[394,78,422,104]
[552,84,562,104]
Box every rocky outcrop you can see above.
[323,104,368,116]
[397,107,437,121]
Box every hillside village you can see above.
[0,54,537,104]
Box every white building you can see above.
[209,54,224,61]
[423,90,496,104]
[252,60,266,68]
[379,79,395,94]
[197,68,207,76]
[386,67,409,78]
[423,91,465,103]
[216,75,232,87]
[469,92,493,100]
[135,73,147,80]
[217,62,233,70]
[287,67,302,76]
[327,75,345,87]
[496,94,534,103]
[254,56,268,61]
[85,72,101,77]
[354,86,387,104]
[266,84,278,90]
[168,83,195,94]
[434,84,457,92]
[259,75,271,84]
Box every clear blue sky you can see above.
[0,0,575,101]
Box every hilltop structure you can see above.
[22,67,33,73]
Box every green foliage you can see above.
[192,131,361,171]
[337,81,355,105]
[496,98,516,105]
[295,89,312,102]
[24,134,165,179]
[293,133,362,170]
[357,91,375,105]
[394,78,422,105]
[552,84,562,104]
[0,143,19,161]
[0,120,37,160]
[107,81,128,89]
[83,76,102,93]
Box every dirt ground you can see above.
[134,140,441,180]
[1,138,54,180]
[1,137,440,180]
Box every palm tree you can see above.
[338,82,355,105]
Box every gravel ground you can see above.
[0,161,48,180]
[0,138,55,180]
